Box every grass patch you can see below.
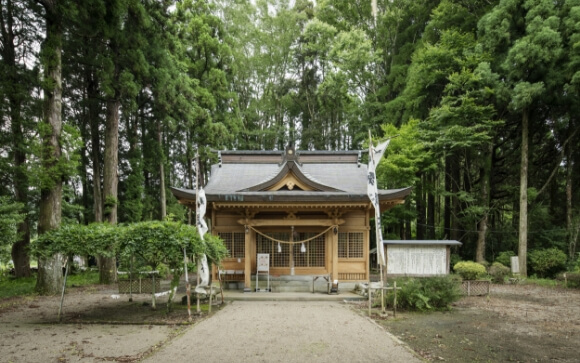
[66,269,100,286]
[0,276,37,299]
[521,276,562,288]
[0,270,100,299]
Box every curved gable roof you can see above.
[171,146,412,205]
[241,160,343,192]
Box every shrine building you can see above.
[170,146,411,292]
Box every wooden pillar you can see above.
[365,209,371,280]
[244,227,252,292]
[331,228,338,281]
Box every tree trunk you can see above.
[416,172,425,240]
[566,140,577,258]
[444,155,451,239]
[88,71,103,223]
[36,0,64,294]
[9,72,31,278]
[427,172,436,239]
[475,145,492,263]
[158,123,166,219]
[518,109,529,276]
[124,107,144,222]
[99,97,120,284]
[11,133,31,277]
[3,0,31,278]
[404,199,412,240]
[451,155,460,241]
[186,132,194,225]
[103,98,119,224]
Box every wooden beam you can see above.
[238,218,345,227]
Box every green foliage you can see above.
[453,261,487,280]
[30,123,82,191]
[103,196,119,219]
[495,251,516,267]
[488,262,511,284]
[450,254,462,267]
[386,276,462,312]
[2,0,580,286]
[528,248,567,278]
[31,221,227,276]
[156,263,170,279]
[32,223,119,259]
[0,197,25,264]
[570,254,580,272]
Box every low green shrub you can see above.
[557,272,580,288]
[453,261,486,280]
[529,248,567,278]
[386,276,462,311]
[488,262,510,284]
[495,251,515,267]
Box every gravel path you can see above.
[143,300,422,363]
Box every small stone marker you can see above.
[510,256,519,274]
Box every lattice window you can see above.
[338,232,364,259]
[338,233,347,258]
[256,232,325,268]
[218,232,245,258]
[294,233,325,267]
[256,233,290,267]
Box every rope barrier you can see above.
[247,225,337,245]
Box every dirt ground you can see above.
[0,283,421,363]
[367,284,580,362]
[1,283,579,362]
[0,284,205,362]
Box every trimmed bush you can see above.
[529,248,567,278]
[488,262,510,284]
[454,261,487,280]
[495,251,515,267]
[386,276,462,311]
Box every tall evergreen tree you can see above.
[34,0,68,294]
[479,0,563,275]
[0,0,41,277]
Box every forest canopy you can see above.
[0,0,578,283]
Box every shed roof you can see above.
[383,240,463,246]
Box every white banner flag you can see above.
[368,138,390,266]
[195,187,209,293]
[196,188,208,238]
[195,254,210,294]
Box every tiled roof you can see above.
[204,162,367,194]
[170,148,412,204]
